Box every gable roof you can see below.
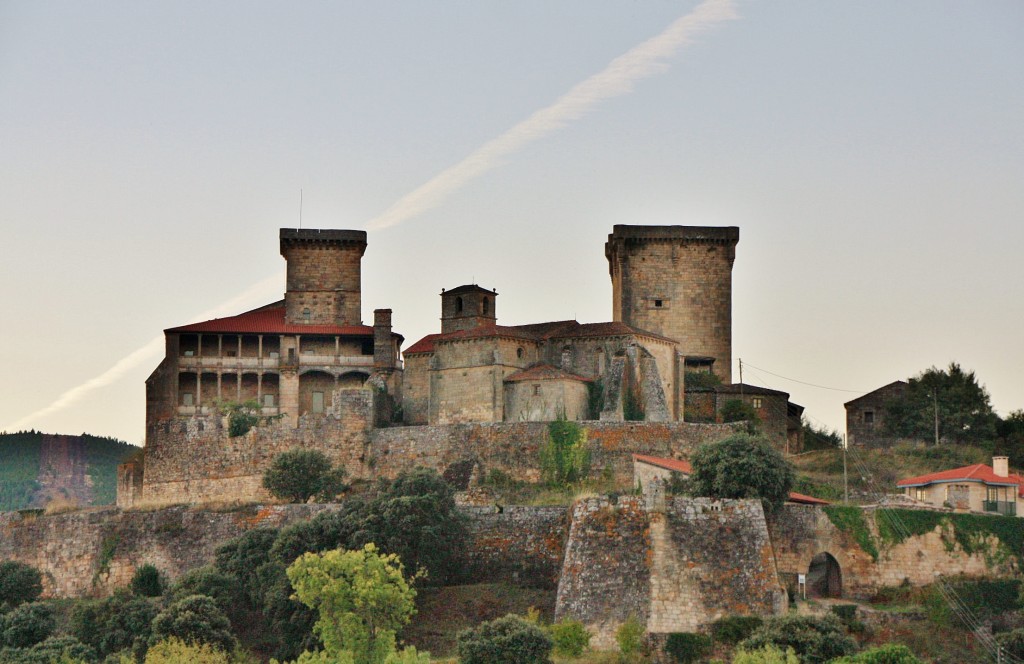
[166,302,400,338]
[715,383,790,398]
[632,453,832,504]
[442,284,497,296]
[844,380,909,408]
[897,463,1024,497]
[504,364,592,383]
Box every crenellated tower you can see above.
[606,225,739,382]
[280,228,367,325]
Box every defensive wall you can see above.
[133,387,743,506]
[0,499,1018,642]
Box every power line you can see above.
[739,361,867,393]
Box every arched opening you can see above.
[337,371,369,389]
[299,370,335,415]
[807,552,842,598]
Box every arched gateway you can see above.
[807,552,843,598]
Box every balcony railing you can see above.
[983,500,1016,516]
[179,356,279,369]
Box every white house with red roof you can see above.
[897,456,1023,516]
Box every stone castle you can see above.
[122,224,805,507]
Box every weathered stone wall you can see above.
[770,505,1017,599]
[504,378,589,422]
[845,382,910,448]
[281,230,365,326]
[401,354,431,425]
[457,505,570,589]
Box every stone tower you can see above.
[440,285,497,333]
[605,225,739,382]
[280,229,367,326]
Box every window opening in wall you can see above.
[482,297,489,315]
[269,351,280,359]
[914,487,927,502]
[288,348,296,362]
[361,339,374,355]
[863,410,875,425]
[182,393,194,406]
[455,296,463,313]
[654,299,663,308]
[226,350,236,357]
[752,397,763,409]
[312,391,325,414]
[517,347,524,359]
[303,308,311,322]
[533,384,541,396]
[184,350,194,357]
[263,394,275,408]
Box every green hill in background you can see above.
[0,431,137,511]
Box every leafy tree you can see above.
[831,643,922,663]
[131,564,164,597]
[214,528,279,605]
[997,628,1024,660]
[222,399,262,438]
[995,410,1024,462]
[1,602,54,648]
[0,634,96,663]
[740,614,855,664]
[263,449,348,503]
[539,418,590,486]
[169,566,245,628]
[690,433,794,513]
[70,589,159,659]
[884,363,998,445]
[286,543,418,664]
[144,637,233,664]
[664,632,712,663]
[456,614,553,664]
[801,418,843,451]
[0,561,43,611]
[720,399,760,428]
[269,499,367,565]
[547,618,590,658]
[351,469,467,584]
[150,595,237,654]
[731,645,799,664]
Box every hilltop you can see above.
[0,431,138,511]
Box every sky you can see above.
[1,1,1022,446]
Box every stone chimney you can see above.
[373,309,395,370]
[993,456,1009,478]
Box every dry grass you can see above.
[43,496,80,515]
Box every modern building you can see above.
[897,456,1023,516]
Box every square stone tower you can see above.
[280,229,367,326]
[606,225,739,382]
[440,285,497,333]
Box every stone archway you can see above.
[807,552,843,598]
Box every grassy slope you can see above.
[0,432,136,510]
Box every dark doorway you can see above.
[807,552,842,598]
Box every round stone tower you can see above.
[605,225,739,382]
[280,228,367,326]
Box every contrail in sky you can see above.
[366,0,738,231]
[5,272,284,433]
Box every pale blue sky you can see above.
[2,1,1022,444]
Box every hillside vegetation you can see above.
[0,431,137,511]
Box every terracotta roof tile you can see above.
[404,333,442,355]
[633,454,693,474]
[166,303,395,338]
[897,463,1024,497]
[786,492,831,505]
[504,364,592,383]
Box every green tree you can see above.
[456,614,553,664]
[1,602,54,648]
[731,645,799,664]
[169,566,246,628]
[995,410,1024,462]
[150,595,237,654]
[0,561,43,612]
[222,399,262,438]
[690,433,794,513]
[997,628,1024,660]
[286,543,418,664]
[740,614,855,664]
[801,418,843,450]
[720,399,759,428]
[131,563,164,597]
[263,449,348,503]
[831,643,922,663]
[539,418,590,486]
[547,618,590,658]
[884,363,998,445]
[351,469,467,584]
[70,589,159,660]
[145,637,233,664]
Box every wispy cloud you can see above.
[5,272,284,433]
[365,0,738,231]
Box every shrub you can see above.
[997,629,1024,660]
[262,449,348,503]
[1,602,54,648]
[831,643,922,663]
[690,433,794,513]
[70,590,159,659]
[131,564,164,597]
[384,646,431,664]
[616,615,644,656]
[144,637,232,664]
[732,645,799,664]
[548,618,590,657]
[150,595,237,653]
[0,561,43,611]
[456,614,553,664]
[740,614,855,664]
[1,635,96,663]
[711,615,763,645]
[721,399,760,427]
[539,418,590,486]
[830,604,858,624]
[665,632,712,663]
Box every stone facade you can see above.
[845,381,909,447]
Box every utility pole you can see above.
[739,358,744,396]
[933,390,940,446]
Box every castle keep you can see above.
[129,223,802,507]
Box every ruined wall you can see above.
[457,505,569,589]
[142,389,373,506]
[770,505,1018,599]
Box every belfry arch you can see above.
[807,552,843,598]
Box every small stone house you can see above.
[897,456,1023,516]
[844,381,908,447]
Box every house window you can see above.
[752,397,763,409]
[269,351,280,359]
[482,297,489,315]
[183,350,194,357]
[303,308,311,322]
[914,487,927,502]
[182,393,194,406]
[361,339,374,355]
[263,394,275,407]
[654,299,663,308]
[455,297,463,313]
[533,384,541,396]
[516,347,524,359]
[863,410,875,425]
[312,391,325,414]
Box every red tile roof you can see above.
[633,454,693,474]
[897,464,1024,497]
[404,333,442,355]
[632,454,831,504]
[504,364,592,383]
[166,303,397,338]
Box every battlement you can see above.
[279,228,367,249]
[606,224,738,249]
